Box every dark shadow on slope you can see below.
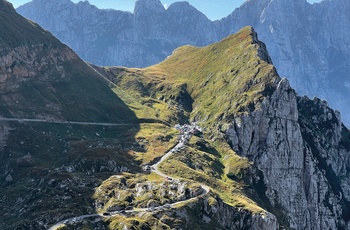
[0,81,141,230]
[0,57,142,228]
[0,2,143,229]
[297,97,350,225]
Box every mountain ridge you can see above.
[17,0,350,127]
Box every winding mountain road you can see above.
[48,124,209,230]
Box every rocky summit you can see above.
[17,0,350,127]
[1,1,350,229]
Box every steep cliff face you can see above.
[199,28,350,230]
[201,196,279,230]
[17,0,350,126]
[225,70,350,229]
[220,0,350,129]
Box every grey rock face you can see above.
[200,196,280,230]
[17,0,217,68]
[17,0,350,126]
[225,76,350,229]
[220,0,350,129]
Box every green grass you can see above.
[133,123,178,164]
[158,140,264,214]
[144,27,279,123]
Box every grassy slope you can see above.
[95,26,282,229]
[104,27,279,125]
[144,26,279,124]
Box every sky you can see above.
[8,0,323,21]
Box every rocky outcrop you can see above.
[225,76,350,229]
[220,0,350,127]
[175,195,280,230]
[0,45,76,90]
[17,0,350,126]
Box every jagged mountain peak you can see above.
[76,0,93,7]
[167,1,209,20]
[134,0,165,15]
[99,26,348,229]
[167,1,194,11]
[16,0,350,127]
[249,27,273,64]
[75,0,101,12]
[17,0,75,14]
[30,0,72,5]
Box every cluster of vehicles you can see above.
[63,217,77,225]
[142,165,154,172]
[173,124,203,152]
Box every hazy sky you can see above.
[9,0,323,21]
